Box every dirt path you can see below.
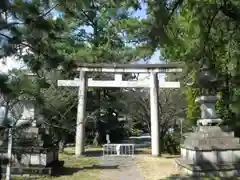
[97,156,144,180]
[93,146,181,180]
[135,154,181,180]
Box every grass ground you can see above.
[11,147,183,180]
[135,148,182,180]
[13,147,104,180]
[10,147,240,180]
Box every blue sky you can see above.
[0,2,163,74]
[131,2,163,65]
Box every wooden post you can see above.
[75,71,87,157]
[150,72,160,156]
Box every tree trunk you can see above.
[159,136,164,156]
[159,131,166,156]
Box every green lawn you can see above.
[12,148,103,180]
[8,147,240,180]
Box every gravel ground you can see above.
[96,156,144,180]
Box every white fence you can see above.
[103,144,134,158]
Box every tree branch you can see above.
[168,0,184,22]
[221,0,240,22]
[41,4,59,18]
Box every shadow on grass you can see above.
[52,164,119,176]
[134,149,180,158]
[63,149,103,157]
[84,150,103,157]
[135,149,151,155]
[11,165,119,180]
[159,173,239,180]
[158,173,190,180]
[163,155,180,159]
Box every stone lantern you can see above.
[0,77,63,177]
[176,60,240,177]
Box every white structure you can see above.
[103,143,135,158]
[116,144,121,155]
[58,63,182,157]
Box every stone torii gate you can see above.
[57,63,182,157]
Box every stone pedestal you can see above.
[176,96,240,177]
[195,96,222,126]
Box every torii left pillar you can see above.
[76,71,87,157]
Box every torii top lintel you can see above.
[76,63,183,73]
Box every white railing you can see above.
[103,144,134,158]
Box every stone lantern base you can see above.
[0,126,64,176]
[176,96,240,177]
[176,126,240,177]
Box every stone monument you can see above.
[0,100,64,176]
[176,60,240,177]
[106,133,111,144]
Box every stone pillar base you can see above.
[177,126,240,177]
[176,158,240,177]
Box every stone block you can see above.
[202,151,218,164]
[200,103,217,119]
[195,96,220,119]
[218,150,233,164]
[181,147,240,165]
[178,95,240,177]
[0,150,57,166]
[233,150,240,162]
[176,158,240,177]
[180,148,187,159]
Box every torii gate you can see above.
[58,63,182,157]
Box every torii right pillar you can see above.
[150,72,160,156]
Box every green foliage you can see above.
[185,71,201,125]
[164,132,181,155]
[137,0,240,128]
[0,70,41,101]
[3,0,225,147]
[216,91,232,122]
[186,87,200,125]
[54,0,147,145]
[124,88,186,153]
[0,73,11,96]
[1,0,146,145]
